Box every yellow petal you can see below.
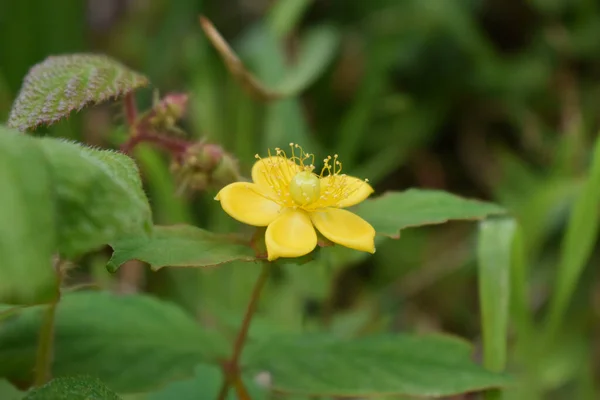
[251,156,301,189]
[310,208,375,253]
[216,182,281,226]
[320,175,374,208]
[265,209,317,261]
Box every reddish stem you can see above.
[217,262,271,400]
[120,130,191,160]
[124,92,138,127]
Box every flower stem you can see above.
[34,301,58,386]
[217,262,271,400]
[124,92,138,127]
[34,259,63,387]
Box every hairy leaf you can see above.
[8,54,148,131]
[24,376,122,400]
[0,126,151,305]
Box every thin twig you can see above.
[217,262,271,400]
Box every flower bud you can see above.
[170,141,240,193]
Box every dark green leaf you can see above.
[0,128,58,305]
[8,54,148,131]
[244,334,512,397]
[0,127,151,304]
[0,292,228,393]
[38,139,152,259]
[23,376,121,400]
[107,225,257,272]
[354,189,506,238]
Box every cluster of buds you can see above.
[170,141,241,193]
[138,92,189,135]
[122,92,241,194]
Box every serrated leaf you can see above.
[353,189,506,238]
[107,225,257,272]
[23,376,122,400]
[0,292,228,393]
[244,334,512,397]
[8,54,148,131]
[0,127,152,304]
[0,128,58,305]
[146,364,267,400]
[38,139,152,259]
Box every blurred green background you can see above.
[3,0,600,398]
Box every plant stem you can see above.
[231,262,270,366]
[124,92,138,127]
[34,301,58,386]
[217,262,271,400]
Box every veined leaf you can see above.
[8,54,148,131]
[244,334,512,397]
[353,189,506,238]
[108,225,257,271]
[0,292,228,393]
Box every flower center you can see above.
[289,171,320,205]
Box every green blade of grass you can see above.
[477,217,516,400]
[544,134,600,342]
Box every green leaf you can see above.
[477,217,516,373]
[544,134,600,340]
[8,54,148,131]
[244,334,512,397]
[267,0,313,38]
[38,139,152,259]
[0,128,58,305]
[23,376,122,400]
[0,291,228,393]
[0,127,152,304]
[353,189,506,238]
[147,364,267,400]
[0,379,23,400]
[107,225,257,272]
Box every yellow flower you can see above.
[215,144,376,261]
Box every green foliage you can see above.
[244,334,512,397]
[0,128,58,305]
[23,376,121,400]
[354,189,506,238]
[544,134,600,339]
[146,364,267,400]
[0,380,23,400]
[40,139,152,259]
[477,218,516,374]
[8,54,148,131]
[3,0,600,397]
[0,126,151,304]
[107,225,257,272]
[0,292,228,393]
